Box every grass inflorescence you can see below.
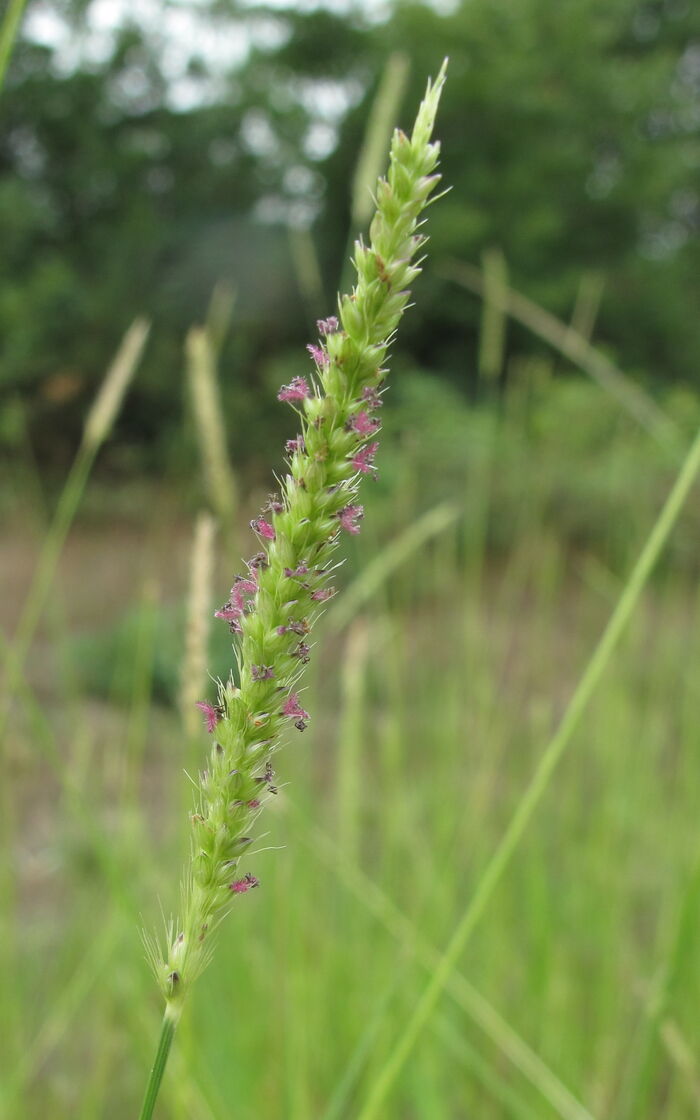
[143,64,448,1084]
[6,42,700,1120]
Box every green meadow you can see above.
[3,364,700,1118]
[3,1,700,1116]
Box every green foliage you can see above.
[5,7,700,1115]
[374,368,700,571]
[1,1,699,470]
[5,450,700,1117]
[66,372,700,728]
[323,0,700,381]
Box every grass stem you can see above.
[138,1011,178,1120]
[357,422,700,1118]
[0,319,148,740]
[0,0,27,95]
[442,259,679,452]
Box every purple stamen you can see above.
[338,505,364,535]
[306,343,329,367]
[195,701,223,733]
[278,376,311,402]
[348,410,380,436]
[316,316,339,336]
[286,435,306,456]
[251,518,275,541]
[251,665,275,681]
[351,441,379,476]
[283,693,310,723]
[230,873,260,894]
[361,385,383,409]
[284,563,309,578]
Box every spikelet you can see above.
[179,513,217,739]
[351,51,411,230]
[186,325,237,530]
[0,317,150,740]
[152,61,448,1018]
[83,318,150,450]
[478,246,508,384]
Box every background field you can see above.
[2,1,700,1117]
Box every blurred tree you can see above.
[319,0,700,385]
[1,0,699,469]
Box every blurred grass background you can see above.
[2,1,700,1117]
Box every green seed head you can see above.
[150,60,448,1008]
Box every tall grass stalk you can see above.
[291,53,410,322]
[615,845,700,1118]
[434,1014,543,1120]
[120,576,160,808]
[293,805,595,1120]
[0,639,156,1115]
[659,1019,700,1107]
[139,62,448,1119]
[337,621,370,864]
[0,623,222,1118]
[441,259,679,451]
[288,225,325,326]
[477,246,508,385]
[320,971,402,1120]
[0,0,27,94]
[341,51,411,292]
[180,513,217,739]
[356,422,700,1118]
[325,499,459,633]
[204,281,236,360]
[0,318,150,736]
[0,922,120,1113]
[0,319,148,1105]
[351,52,411,231]
[186,325,238,546]
[566,270,605,348]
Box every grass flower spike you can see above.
[140,60,447,1116]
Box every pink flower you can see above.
[338,505,364,534]
[284,563,309,578]
[348,410,380,436]
[248,552,269,572]
[311,587,335,601]
[307,343,329,367]
[351,441,379,476]
[283,693,310,723]
[361,385,383,409]
[230,873,259,894]
[278,377,311,402]
[265,494,285,514]
[213,606,243,632]
[286,435,305,456]
[196,701,222,733]
[317,316,339,336]
[251,665,275,681]
[214,576,257,630]
[255,762,275,787]
[277,618,309,637]
[251,518,275,541]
